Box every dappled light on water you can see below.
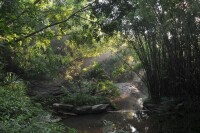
[129,125,137,132]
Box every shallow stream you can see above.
[62,82,158,133]
[62,52,157,133]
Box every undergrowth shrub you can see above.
[65,63,120,97]
[61,93,109,106]
[60,79,119,106]
[82,63,109,81]
[59,63,120,106]
[31,94,61,107]
[95,80,120,98]
[0,75,65,133]
[100,48,141,82]
[10,44,71,79]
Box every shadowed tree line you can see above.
[92,0,200,101]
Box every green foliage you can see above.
[95,80,120,98]
[62,93,109,106]
[3,72,22,85]
[0,0,126,81]
[61,79,119,104]
[0,77,65,133]
[83,63,109,81]
[13,44,72,79]
[31,94,61,107]
[0,0,109,80]
[80,64,120,98]
[99,48,141,82]
[56,63,120,106]
[112,65,126,76]
[93,0,200,100]
[68,128,77,133]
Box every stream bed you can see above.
[62,53,159,132]
[62,82,158,133]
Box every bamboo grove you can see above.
[93,0,200,100]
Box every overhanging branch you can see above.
[74,14,97,23]
[8,2,93,44]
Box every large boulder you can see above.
[92,104,110,113]
[53,103,74,111]
[74,106,92,114]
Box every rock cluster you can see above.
[53,103,110,115]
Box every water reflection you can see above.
[62,81,149,133]
[129,125,137,132]
[63,109,153,133]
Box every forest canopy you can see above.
[0,0,118,78]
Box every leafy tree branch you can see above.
[5,2,94,45]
